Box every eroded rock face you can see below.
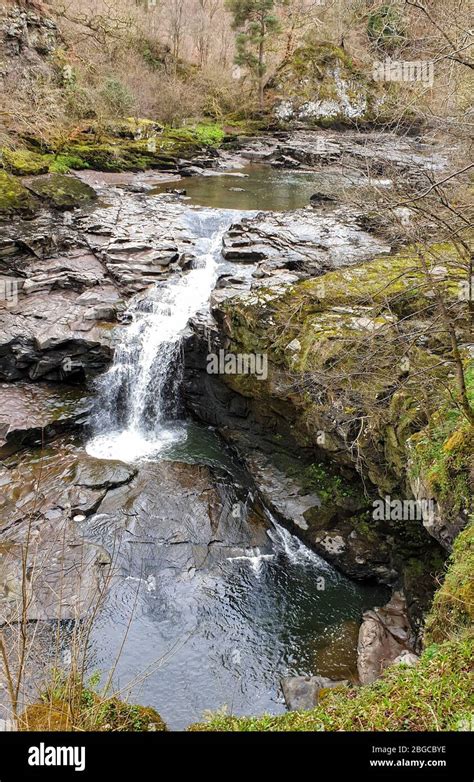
[0,191,201,381]
[222,208,391,275]
[357,592,416,684]
[0,382,90,456]
[0,4,58,70]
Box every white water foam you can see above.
[268,518,332,570]
[87,210,236,462]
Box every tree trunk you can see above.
[258,15,265,112]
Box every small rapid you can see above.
[87,210,240,461]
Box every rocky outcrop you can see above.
[0,381,90,456]
[0,189,207,381]
[0,3,58,78]
[357,592,417,684]
[183,235,467,628]
[271,43,383,126]
[222,208,390,274]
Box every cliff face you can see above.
[0,2,58,90]
[183,239,472,630]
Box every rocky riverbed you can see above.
[1,128,462,726]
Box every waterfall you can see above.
[87,210,234,462]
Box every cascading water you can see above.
[87,210,238,462]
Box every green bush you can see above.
[367,4,406,51]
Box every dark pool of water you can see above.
[152,164,364,211]
[83,424,388,729]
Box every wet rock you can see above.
[82,459,271,578]
[183,327,394,582]
[310,192,337,205]
[229,130,446,178]
[0,192,205,380]
[281,675,349,711]
[357,591,415,684]
[0,433,145,625]
[21,249,107,293]
[0,289,114,381]
[0,521,110,624]
[73,458,136,490]
[0,382,90,457]
[221,208,391,276]
[165,188,187,196]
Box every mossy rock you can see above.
[20,696,167,732]
[64,141,178,172]
[1,148,50,176]
[216,242,471,511]
[23,173,98,210]
[0,170,39,213]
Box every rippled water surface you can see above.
[83,183,388,729]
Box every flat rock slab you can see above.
[75,169,181,189]
[0,438,269,624]
[0,382,90,456]
[81,459,271,579]
[0,437,136,624]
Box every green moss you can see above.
[298,461,358,503]
[0,170,38,213]
[1,148,50,176]
[425,520,474,643]
[408,364,474,520]
[218,243,470,496]
[48,153,89,173]
[24,173,97,209]
[60,122,224,172]
[20,672,167,732]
